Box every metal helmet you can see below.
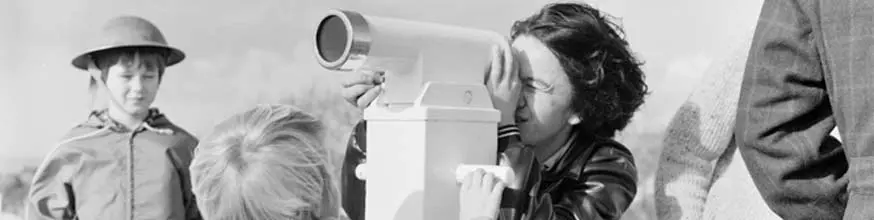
[71,15,185,70]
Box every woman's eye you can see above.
[523,78,552,91]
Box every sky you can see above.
[0,0,764,171]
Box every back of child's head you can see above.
[190,104,341,220]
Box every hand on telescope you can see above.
[459,168,505,220]
[485,38,521,126]
[341,70,384,110]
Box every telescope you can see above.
[314,9,514,220]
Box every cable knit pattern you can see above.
[654,32,782,220]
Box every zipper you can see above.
[128,131,136,220]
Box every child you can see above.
[26,16,201,220]
[188,104,344,220]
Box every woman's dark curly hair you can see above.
[510,2,649,138]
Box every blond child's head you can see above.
[190,104,341,220]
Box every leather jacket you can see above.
[340,121,638,220]
[497,125,638,220]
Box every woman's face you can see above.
[511,35,577,148]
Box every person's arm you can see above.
[655,105,736,220]
[26,148,78,220]
[735,0,848,218]
[655,36,751,220]
[497,126,637,220]
[176,138,203,220]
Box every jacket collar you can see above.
[543,132,577,170]
[542,130,597,181]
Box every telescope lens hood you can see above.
[315,9,371,71]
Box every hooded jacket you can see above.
[340,121,637,220]
[26,109,202,220]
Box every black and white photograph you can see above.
[3,0,871,219]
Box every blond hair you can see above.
[190,104,341,220]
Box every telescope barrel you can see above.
[313,9,505,106]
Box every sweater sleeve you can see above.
[654,35,752,220]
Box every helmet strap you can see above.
[86,59,116,112]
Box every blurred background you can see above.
[0,0,764,219]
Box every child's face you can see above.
[512,36,577,147]
[101,52,164,117]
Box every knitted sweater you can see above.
[653,34,781,220]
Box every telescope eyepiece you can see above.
[316,15,347,63]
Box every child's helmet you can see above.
[71,15,185,70]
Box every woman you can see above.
[653,31,841,220]
[341,3,649,220]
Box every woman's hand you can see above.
[485,38,522,126]
[459,168,505,220]
[341,71,384,110]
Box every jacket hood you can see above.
[81,108,175,135]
